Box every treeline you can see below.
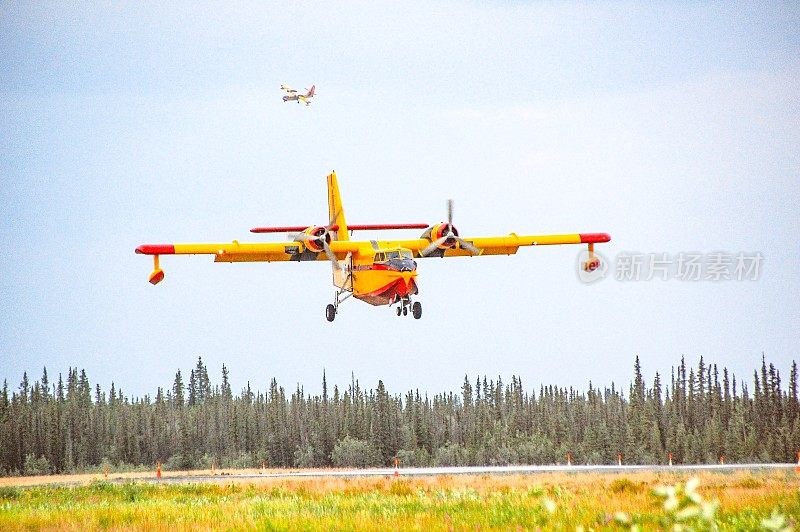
[1,355,798,475]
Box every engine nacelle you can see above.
[420,223,459,250]
[301,226,331,253]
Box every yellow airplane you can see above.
[136,172,610,321]
[281,84,315,105]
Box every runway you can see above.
[150,463,796,484]
[7,463,795,488]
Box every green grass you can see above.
[0,472,797,530]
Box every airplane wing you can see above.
[365,232,611,258]
[136,232,609,262]
[136,232,609,284]
[280,85,297,94]
[136,240,363,263]
[136,239,371,284]
[137,224,429,279]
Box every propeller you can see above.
[420,199,481,257]
[288,210,345,272]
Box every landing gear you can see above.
[326,287,353,322]
[393,297,422,319]
[324,254,354,323]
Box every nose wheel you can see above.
[394,297,422,319]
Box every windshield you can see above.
[376,249,416,271]
[385,250,413,260]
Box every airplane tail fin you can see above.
[328,171,350,290]
[307,85,315,97]
[327,171,348,241]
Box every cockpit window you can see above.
[373,249,416,271]
[382,250,413,260]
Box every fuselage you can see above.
[350,248,418,306]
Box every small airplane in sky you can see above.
[136,172,610,321]
[281,84,315,105]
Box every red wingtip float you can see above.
[148,268,165,285]
[137,171,611,321]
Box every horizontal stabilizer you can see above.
[251,223,429,233]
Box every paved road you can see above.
[150,463,797,483]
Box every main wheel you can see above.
[326,304,336,322]
[396,307,402,316]
[402,306,408,316]
[412,301,422,319]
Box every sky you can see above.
[1,2,799,399]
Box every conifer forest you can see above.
[2,355,798,476]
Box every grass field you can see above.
[1,470,798,530]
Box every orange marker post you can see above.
[617,453,622,466]
[393,456,400,477]
[719,455,725,465]
[156,461,162,480]
[668,452,673,467]
[566,452,572,466]
[795,451,800,473]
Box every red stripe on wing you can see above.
[136,244,175,255]
[579,233,611,243]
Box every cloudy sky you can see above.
[2,2,798,398]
